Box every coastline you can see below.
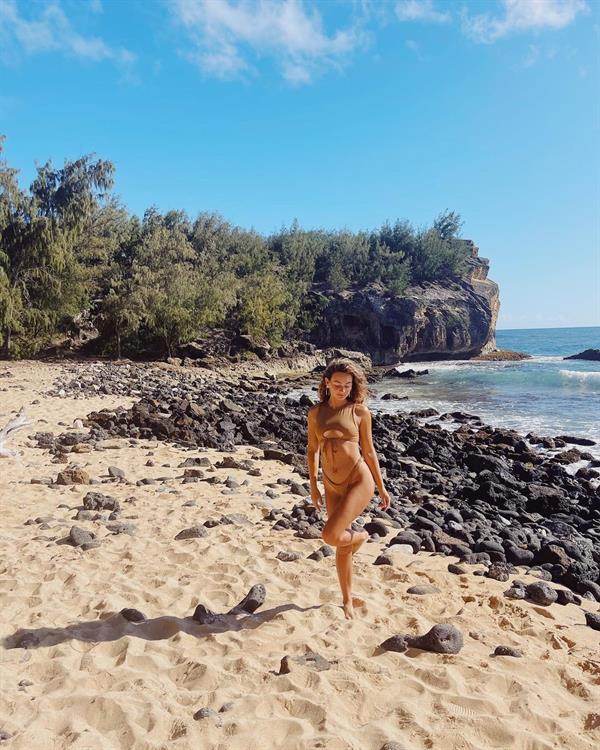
[1,359,599,749]
[363,354,600,459]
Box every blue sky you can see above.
[1,0,599,329]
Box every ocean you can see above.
[364,326,600,458]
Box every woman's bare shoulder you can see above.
[354,402,371,417]
[307,402,321,417]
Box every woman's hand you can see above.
[310,485,323,512]
[377,487,391,511]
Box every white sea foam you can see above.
[559,369,600,382]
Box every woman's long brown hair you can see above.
[318,358,368,404]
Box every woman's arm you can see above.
[306,407,322,509]
[356,403,390,508]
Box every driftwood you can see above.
[0,408,32,457]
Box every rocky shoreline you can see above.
[34,361,600,620]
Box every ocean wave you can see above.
[559,369,600,382]
[389,356,565,375]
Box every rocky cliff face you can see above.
[309,246,500,365]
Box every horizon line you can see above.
[496,324,600,331]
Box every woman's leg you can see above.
[322,464,375,618]
[323,483,354,608]
[322,463,374,548]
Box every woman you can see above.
[307,358,391,619]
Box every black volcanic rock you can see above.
[407,624,464,654]
[525,582,558,606]
[584,611,600,630]
[564,349,600,361]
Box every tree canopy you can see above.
[0,139,472,358]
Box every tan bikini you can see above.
[315,400,365,494]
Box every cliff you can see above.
[309,243,500,365]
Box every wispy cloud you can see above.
[0,0,134,64]
[462,0,589,44]
[395,0,451,24]
[521,43,540,67]
[405,38,429,61]
[169,0,367,84]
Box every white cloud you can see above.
[462,0,589,44]
[395,0,450,24]
[170,0,367,84]
[0,0,135,63]
[521,42,540,66]
[405,37,429,60]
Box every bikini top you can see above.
[315,400,360,445]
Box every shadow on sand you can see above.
[3,584,322,650]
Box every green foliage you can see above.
[410,229,468,283]
[0,138,473,359]
[0,138,113,356]
[433,209,463,240]
[231,268,291,343]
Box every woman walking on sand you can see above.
[307,358,391,619]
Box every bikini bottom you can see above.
[322,455,366,498]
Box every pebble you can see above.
[193,707,221,724]
[494,645,523,657]
[278,651,330,674]
[83,491,120,513]
[69,526,94,547]
[56,468,90,485]
[525,581,558,606]
[556,589,581,606]
[276,550,302,562]
[584,611,600,631]
[120,608,147,623]
[407,584,441,595]
[106,521,136,535]
[175,526,208,540]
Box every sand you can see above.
[0,361,598,750]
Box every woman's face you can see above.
[326,372,353,400]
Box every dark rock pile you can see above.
[46,362,219,400]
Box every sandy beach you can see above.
[1,361,599,750]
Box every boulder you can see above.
[564,349,600,361]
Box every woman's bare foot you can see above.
[342,596,367,619]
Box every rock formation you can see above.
[564,349,600,362]
[309,244,500,365]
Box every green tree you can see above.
[433,210,463,240]
[0,139,113,356]
[126,209,238,356]
[232,268,291,343]
[97,283,142,359]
